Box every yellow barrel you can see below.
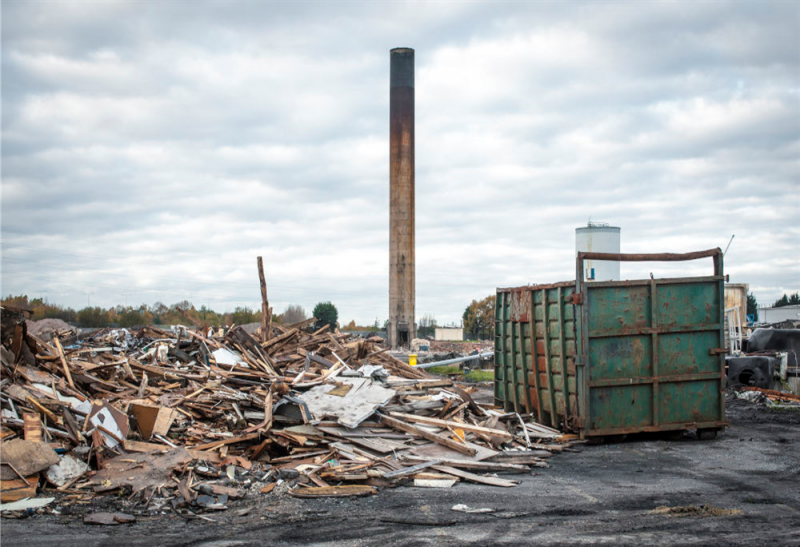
[409,354,417,367]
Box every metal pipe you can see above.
[413,351,494,370]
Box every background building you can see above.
[759,305,800,324]
[434,327,463,341]
[576,222,621,282]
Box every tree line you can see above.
[772,292,800,308]
[0,295,332,330]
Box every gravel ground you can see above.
[3,396,799,546]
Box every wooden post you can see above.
[257,256,272,342]
[53,337,75,390]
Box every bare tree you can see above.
[149,301,168,315]
[280,304,308,324]
[418,313,437,337]
[419,313,437,328]
[171,300,193,312]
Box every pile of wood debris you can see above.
[0,317,578,519]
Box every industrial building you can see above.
[434,327,463,341]
[759,305,800,324]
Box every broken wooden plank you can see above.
[190,432,261,451]
[382,460,442,480]
[122,439,223,463]
[53,338,75,390]
[432,465,520,487]
[129,403,176,439]
[288,485,376,498]
[380,415,476,456]
[242,390,273,434]
[401,456,529,473]
[1,473,39,502]
[388,412,513,441]
[257,256,272,342]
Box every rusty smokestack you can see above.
[388,47,415,349]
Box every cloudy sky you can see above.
[2,0,798,325]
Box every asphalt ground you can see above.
[2,396,799,546]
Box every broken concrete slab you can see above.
[45,454,89,487]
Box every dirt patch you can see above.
[650,504,743,518]
[726,393,800,425]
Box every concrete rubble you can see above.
[0,312,577,522]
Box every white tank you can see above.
[576,223,621,281]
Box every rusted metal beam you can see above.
[588,371,722,388]
[501,294,510,412]
[650,279,660,428]
[577,248,721,262]
[587,324,722,338]
[494,293,502,406]
[587,420,728,437]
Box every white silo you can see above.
[576,223,621,281]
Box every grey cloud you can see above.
[2,0,798,325]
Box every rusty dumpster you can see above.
[494,249,728,439]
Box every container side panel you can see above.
[584,275,725,437]
[589,385,653,430]
[588,286,651,335]
[656,283,720,327]
[659,380,720,424]
[658,331,720,375]
[588,336,653,381]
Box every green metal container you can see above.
[494,249,728,438]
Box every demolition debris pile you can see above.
[732,386,800,408]
[1,318,577,519]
